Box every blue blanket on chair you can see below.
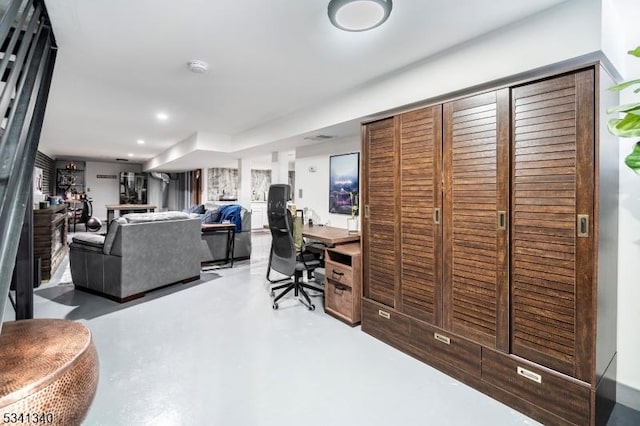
[218,204,242,232]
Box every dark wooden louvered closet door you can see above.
[363,118,399,308]
[443,90,509,349]
[399,106,442,324]
[510,70,594,380]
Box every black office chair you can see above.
[266,184,323,310]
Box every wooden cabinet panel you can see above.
[361,298,411,351]
[510,70,594,380]
[326,280,354,320]
[34,204,68,281]
[443,90,509,349]
[409,319,481,377]
[325,259,353,287]
[399,106,443,324]
[482,349,591,425]
[324,243,362,326]
[363,118,398,308]
[359,66,609,425]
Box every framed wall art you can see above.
[329,152,359,216]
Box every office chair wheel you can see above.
[309,304,315,311]
[272,303,279,310]
[270,291,275,297]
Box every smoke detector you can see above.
[187,60,208,74]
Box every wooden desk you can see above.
[301,226,361,325]
[302,225,360,246]
[105,204,156,227]
[201,223,236,268]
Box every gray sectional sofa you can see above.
[69,211,201,302]
[201,203,252,263]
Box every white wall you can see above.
[85,161,143,220]
[294,136,360,229]
[615,12,640,407]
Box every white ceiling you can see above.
[39,0,569,170]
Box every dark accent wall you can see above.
[34,151,54,196]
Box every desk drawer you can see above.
[481,349,590,425]
[326,279,353,320]
[362,299,410,351]
[409,320,481,377]
[325,259,353,287]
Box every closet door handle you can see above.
[577,214,589,237]
[497,211,506,230]
[364,205,370,218]
[433,208,441,225]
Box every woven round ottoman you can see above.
[0,319,99,426]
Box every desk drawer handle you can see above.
[332,270,344,277]
[333,284,348,293]
[434,333,450,345]
[378,310,390,319]
[517,366,542,384]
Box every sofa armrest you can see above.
[72,233,106,249]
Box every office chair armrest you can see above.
[303,241,328,251]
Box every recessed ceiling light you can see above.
[328,0,393,32]
[137,139,145,145]
[156,112,169,121]
[128,153,134,157]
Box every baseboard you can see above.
[617,382,640,411]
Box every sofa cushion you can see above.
[103,217,127,255]
[123,211,191,223]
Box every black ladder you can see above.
[0,0,57,324]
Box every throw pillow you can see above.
[188,204,205,214]
[202,207,222,224]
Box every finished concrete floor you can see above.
[6,232,544,425]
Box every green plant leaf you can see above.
[616,112,640,130]
[628,46,640,58]
[624,143,640,174]
[608,118,640,137]
[606,103,640,114]
[608,78,640,92]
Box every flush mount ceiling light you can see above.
[137,139,145,145]
[328,0,392,32]
[187,59,208,74]
[156,112,169,121]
